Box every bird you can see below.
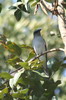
[33,29,48,75]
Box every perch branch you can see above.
[29,48,64,62]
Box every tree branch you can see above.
[40,0,53,13]
[57,0,66,55]
[29,48,64,62]
[40,0,66,55]
[2,48,64,85]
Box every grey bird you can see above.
[33,29,48,74]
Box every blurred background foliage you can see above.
[0,0,66,100]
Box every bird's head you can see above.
[34,29,41,37]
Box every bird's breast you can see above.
[33,36,45,55]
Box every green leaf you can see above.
[19,62,30,69]
[45,0,53,3]
[29,59,43,69]
[31,1,38,7]
[39,95,48,100]
[48,58,61,74]
[0,72,13,80]
[3,94,13,100]
[12,89,28,98]
[26,52,35,61]
[0,84,5,90]
[36,0,40,2]
[28,0,34,3]
[32,70,45,78]
[55,80,61,86]
[0,88,8,99]
[20,44,34,52]
[9,6,17,10]
[52,58,61,72]
[18,4,30,13]
[0,3,2,13]
[17,0,22,2]
[14,9,22,21]
[20,88,28,94]
[9,69,25,88]
[3,41,22,56]
[7,56,22,67]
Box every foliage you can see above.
[0,0,66,100]
[0,3,2,13]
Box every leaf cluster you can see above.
[0,35,62,100]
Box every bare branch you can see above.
[40,0,54,12]
[39,2,48,15]
[29,48,64,62]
